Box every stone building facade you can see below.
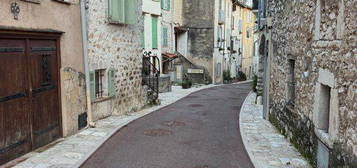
[266,0,356,167]
[86,0,147,120]
[0,0,87,164]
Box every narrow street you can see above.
[81,83,254,168]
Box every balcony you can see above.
[218,10,225,25]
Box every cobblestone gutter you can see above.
[240,92,311,168]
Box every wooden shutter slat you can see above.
[89,71,96,101]
[108,69,115,97]
[167,0,170,10]
[152,17,158,49]
[108,0,125,24]
[125,0,137,24]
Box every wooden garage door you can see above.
[0,34,61,165]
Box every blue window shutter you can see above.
[125,0,137,24]
[89,71,96,101]
[152,17,158,49]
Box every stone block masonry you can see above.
[267,0,356,167]
[87,0,147,120]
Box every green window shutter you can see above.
[161,0,164,9]
[152,17,158,49]
[163,27,168,47]
[167,0,170,10]
[108,69,116,97]
[125,0,137,24]
[89,71,96,101]
[141,31,145,48]
[108,0,125,24]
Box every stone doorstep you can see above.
[239,92,311,168]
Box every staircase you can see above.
[142,52,160,101]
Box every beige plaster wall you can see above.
[0,0,86,136]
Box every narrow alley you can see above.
[81,83,253,168]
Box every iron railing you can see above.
[142,51,160,100]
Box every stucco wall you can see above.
[183,0,215,82]
[241,8,255,79]
[267,0,356,167]
[0,0,86,136]
[87,0,147,120]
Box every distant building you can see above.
[231,0,257,80]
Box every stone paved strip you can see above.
[6,84,226,168]
[239,92,312,168]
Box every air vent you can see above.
[78,112,88,130]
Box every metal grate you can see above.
[78,112,88,130]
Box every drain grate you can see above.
[193,165,209,168]
[144,128,173,137]
[161,120,186,127]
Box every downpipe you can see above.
[80,0,95,127]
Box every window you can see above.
[287,59,296,105]
[162,27,168,47]
[90,69,116,101]
[161,0,170,10]
[247,29,250,38]
[108,0,137,24]
[152,17,158,49]
[232,16,235,29]
[95,69,105,99]
[216,63,221,77]
[238,20,242,33]
[319,84,331,133]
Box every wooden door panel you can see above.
[0,39,31,165]
[29,39,60,149]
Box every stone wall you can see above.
[87,0,147,120]
[183,0,215,80]
[267,0,356,167]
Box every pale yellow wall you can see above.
[174,0,183,25]
[0,0,85,136]
[241,8,255,79]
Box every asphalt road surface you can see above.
[81,83,254,168]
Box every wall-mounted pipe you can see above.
[80,0,95,127]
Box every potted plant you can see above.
[182,74,192,89]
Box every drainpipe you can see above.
[80,0,95,127]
